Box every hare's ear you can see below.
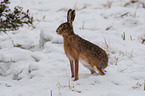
[67,9,72,23]
[67,9,75,26]
[71,10,75,22]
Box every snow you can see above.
[0,0,145,96]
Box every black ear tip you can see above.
[68,9,76,12]
[72,10,75,14]
[68,9,72,11]
[72,10,75,12]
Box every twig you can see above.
[2,31,15,47]
[51,90,53,96]
[121,12,129,17]
[144,80,145,91]
[121,32,126,40]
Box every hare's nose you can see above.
[56,29,58,33]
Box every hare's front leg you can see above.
[74,58,79,81]
[69,59,74,78]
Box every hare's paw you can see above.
[74,78,79,81]
[71,75,74,78]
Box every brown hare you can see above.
[56,9,108,81]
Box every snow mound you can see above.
[0,48,39,80]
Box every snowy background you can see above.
[0,0,145,96]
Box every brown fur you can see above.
[56,9,108,81]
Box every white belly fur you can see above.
[79,59,95,70]
[67,55,97,71]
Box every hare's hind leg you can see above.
[90,69,96,74]
[83,64,96,74]
[69,59,74,78]
[80,59,96,74]
[97,67,105,75]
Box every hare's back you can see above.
[75,35,108,63]
[76,35,106,55]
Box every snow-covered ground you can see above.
[0,0,145,96]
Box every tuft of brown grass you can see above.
[142,39,145,44]
[103,0,112,8]
[56,81,82,94]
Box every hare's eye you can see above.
[63,25,68,28]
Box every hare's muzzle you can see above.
[56,29,58,33]
[56,27,61,35]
